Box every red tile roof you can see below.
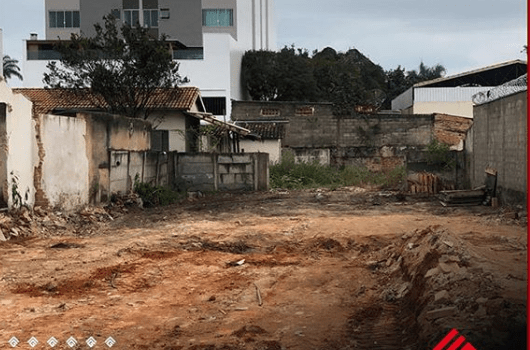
[13,87,201,116]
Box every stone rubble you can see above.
[0,193,142,240]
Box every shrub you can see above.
[270,152,406,190]
[133,176,182,207]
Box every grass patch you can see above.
[270,152,406,190]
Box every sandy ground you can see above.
[0,188,527,350]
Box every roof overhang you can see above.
[185,112,251,136]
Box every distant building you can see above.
[391,60,527,118]
[23,0,276,120]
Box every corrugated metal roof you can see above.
[414,60,527,88]
[13,87,201,116]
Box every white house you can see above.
[22,0,276,120]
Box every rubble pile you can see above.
[0,193,144,241]
[372,225,527,349]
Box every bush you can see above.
[270,152,406,190]
[133,178,182,207]
[270,152,341,189]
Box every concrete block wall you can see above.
[336,114,433,148]
[231,101,336,148]
[471,91,527,206]
[232,100,434,152]
[175,154,216,192]
[174,153,269,192]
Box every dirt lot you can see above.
[0,188,527,350]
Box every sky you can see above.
[0,0,527,85]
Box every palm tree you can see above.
[3,55,23,81]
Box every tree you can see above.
[312,47,386,116]
[405,62,446,85]
[274,46,317,101]
[2,55,23,82]
[383,62,446,109]
[43,15,188,119]
[241,45,317,102]
[241,50,279,101]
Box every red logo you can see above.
[433,329,477,350]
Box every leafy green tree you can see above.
[241,46,317,102]
[406,62,446,85]
[274,46,318,101]
[241,50,279,101]
[383,62,446,109]
[43,15,188,119]
[312,47,386,116]
[2,55,23,82]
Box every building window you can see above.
[124,10,140,25]
[160,8,170,19]
[202,9,233,27]
[49,10,80,28]
[143,9,158,27]
[172,48,204,60]
[151,130,169,152]
[203,97,227,115]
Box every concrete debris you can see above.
[397,282,411,298]
[442,240,454,248]
[438,262,456,274]
[434,290,450,302]
[227,259,245,267]
[439,189,485,206]
[0,199,131,241]
[425,306,457,320]
[425,267,440,278]
[476,297,488,304]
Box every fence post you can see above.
[155,152,160,186]
[213,153,218,191]
[253,154,258,191]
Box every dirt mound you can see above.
[352,225,527,349]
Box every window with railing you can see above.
[202,9,233,27]
[172,48,204,60]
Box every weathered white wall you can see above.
[240,139,280,163]
[149,111,187,152]
[40,114,89,210]
[0,81,36,209]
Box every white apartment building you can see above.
[22,0,276,119]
